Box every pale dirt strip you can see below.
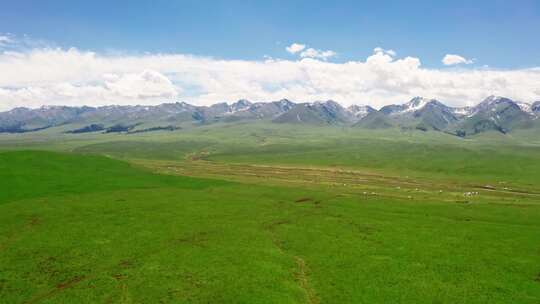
[129,158,540,204]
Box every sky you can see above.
[0,0,539,110]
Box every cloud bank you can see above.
[0,44,539,111]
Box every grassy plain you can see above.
[1,123,540,303]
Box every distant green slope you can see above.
[353,111,394,129]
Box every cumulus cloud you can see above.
[442,54,474,65]
[0,45,539,111]
[286,42,336,60]
[299,48,337,60]
[286,43,306,54]
[373,47,396,57]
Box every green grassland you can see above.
[1,123,540,303]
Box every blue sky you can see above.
[2,0,539,68]
[1,0,540,110]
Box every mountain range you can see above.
[1,96,539,136]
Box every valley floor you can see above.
[1,124,540,303]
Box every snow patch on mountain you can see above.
[515,102,532,114]
[402,97,432,113]
[452,107,473,116]
[228,99,252,113]
[347,105,375,119]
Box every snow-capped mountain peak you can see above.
[275,99,294,111]
[379,97,438,115]
[229,99,252,112]
[479,95,513,108]
[347,105,375,119]
[402,97,437,112]
[472,95,532,116]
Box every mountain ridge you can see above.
[1,96,538,136]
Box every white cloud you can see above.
[104,70,178,98]
[299,48,337,60]
[287,43,336,60]
[374,47,396,57]
[442,54,474,65]
[0,46,539,111]
[286,43,306,54]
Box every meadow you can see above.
[1,123,540,303]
